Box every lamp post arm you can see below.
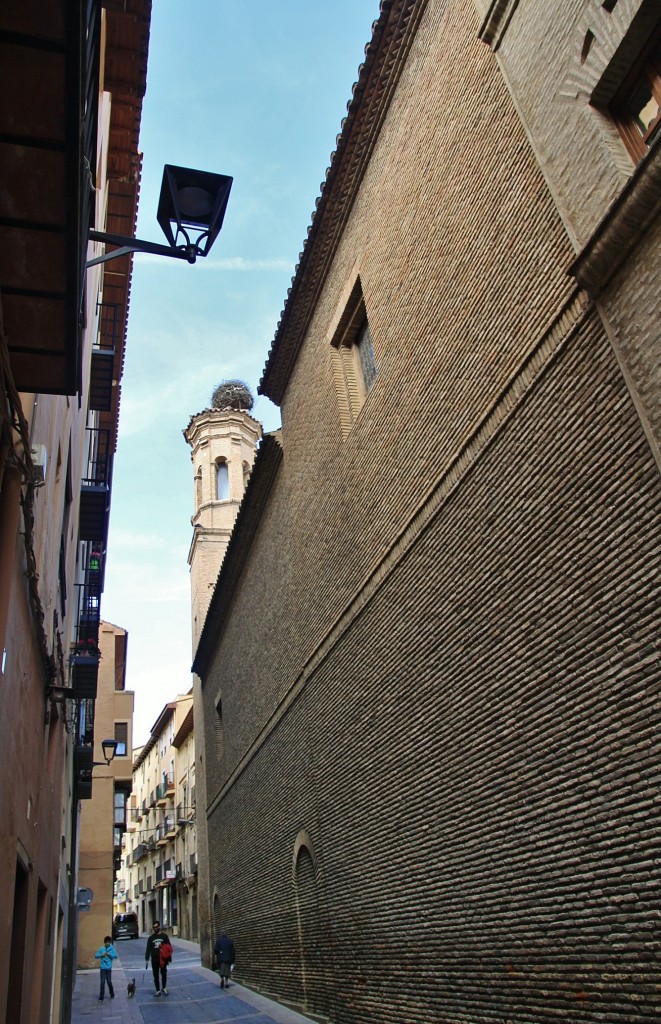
[87,230,198,267]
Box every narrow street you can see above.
[71,936,317,1024]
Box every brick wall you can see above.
[200,1,661,1020]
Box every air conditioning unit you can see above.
[30,444,48,483]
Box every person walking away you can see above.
[214,930,236,989]
[145,920,172,996]
[94,936,117,1001]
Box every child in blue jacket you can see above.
[94,936,118,1000]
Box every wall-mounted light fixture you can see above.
[87,164,233,268]
[98,737,119,766]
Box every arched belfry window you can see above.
[195,466,202,506]
[216,460,229,500]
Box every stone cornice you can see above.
[183,407,261,446]
[478,0,522,50]
[570,133,661,297]
[259,0,430,405]
[193,432,283,678]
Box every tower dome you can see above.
[210,380,254,412]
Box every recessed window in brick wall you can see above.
[610,35,661,160]
[216,459,229,500]
[330,276,377,436]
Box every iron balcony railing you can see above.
[79,428,112,542]
[90,302,123,411]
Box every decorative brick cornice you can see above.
[570,133,661,297]
[477,0,521,50]
[193,432,284,677]
[259,0,429,405]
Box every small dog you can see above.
[127,978,136,998]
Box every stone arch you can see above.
[292,831,330,1017]
[211,888,222,954]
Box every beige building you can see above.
[172,697,198,939]
[77,622,133,967]
[191,1,661,1022]
[121,693,197,936]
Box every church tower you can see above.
[184,380,261,649]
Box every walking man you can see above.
[145,920,172,997]
[214,930,236,989]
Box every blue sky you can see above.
[102,0,380,744]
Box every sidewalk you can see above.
[71,936,319,1024]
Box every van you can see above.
[113,912,139,940]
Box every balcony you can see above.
[70,649,99,700]
[134,843,148,862]
[0,0,100,397]
[189,853,197,876]
[155,781,168,806]
[79,428,112,542]
[156,821,172,847]
[75,745,94,800]
[90,302,122,412]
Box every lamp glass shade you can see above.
[157,164,233,256]
[101,738,118,764]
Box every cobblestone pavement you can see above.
[71,936,317,1024]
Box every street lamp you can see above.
[87,163,233,268]
[99,737,118,766]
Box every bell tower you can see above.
[184,380,261,649]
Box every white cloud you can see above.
[137,253,291,272]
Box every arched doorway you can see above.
[293,831,330,1017]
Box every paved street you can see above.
[71,936,317,1024]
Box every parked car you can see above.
[112,912,139,940]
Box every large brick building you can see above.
[192,1,661,1021]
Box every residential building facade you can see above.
[192,2,661,1023]
[121,694,195,935]
[172,696,198,939]
[0,2,150,1021]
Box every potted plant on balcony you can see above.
[72,639,100,659]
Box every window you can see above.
[216,460,229,500]
[611,37,661,160]
[114,722,127,757]
[330,276,377,435]
[114,789,127,828]
[355,319,377,392]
